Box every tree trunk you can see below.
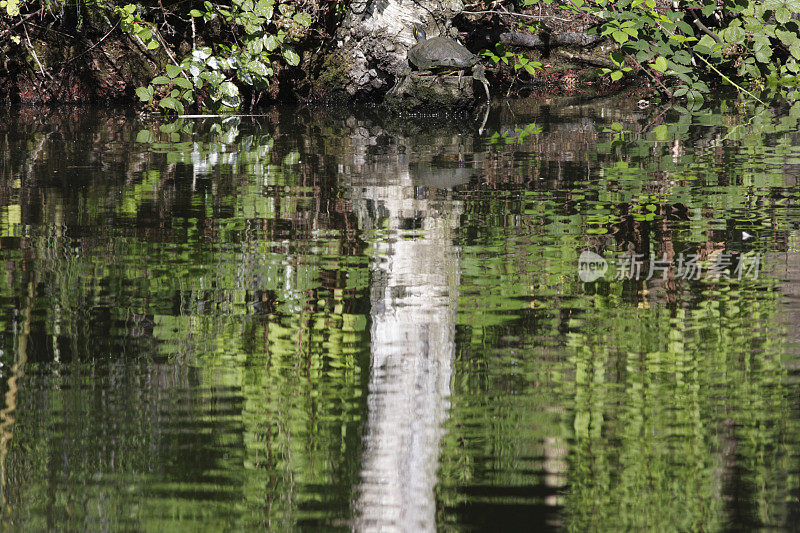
[335,0,466,98]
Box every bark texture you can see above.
[335,0,466,97]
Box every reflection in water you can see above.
[1,102,800,530]
[343,126,465,530]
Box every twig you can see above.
[63,18,121,65]
[141,21,193,83]
[625,52,672,96]
[689,9,722,43]
[22,23,51,80]
[650,15,764,105]
[693,52,765,105]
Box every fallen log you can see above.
[554,49,617,70]
[499,31,603,49]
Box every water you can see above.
[1,98,800,530]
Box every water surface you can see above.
[1,99,800,530]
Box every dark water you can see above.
[1,98,800,530]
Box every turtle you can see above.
[405,23,491,104]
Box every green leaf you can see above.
[722,25,745,44]
[218,81,241,108]
[146,40,160,50]
[696,34,718,53]
[238,69,253,84]
[755,47,772,63]
[676,20,694,35]
[293,12,311,26]
[687,89,704,103]
[219,80,238,96]
[693,44,712,55]
[192,47,212,60]
[254,0,273,18]
[610,70,623,81]
[135,130,154,143]
[152,76,171,85]
[651,56,668,73]
[653,124,668,140]
[200,70,225,86]
[189,9,203,17]
[247,60,272,77]
[677,49,695,63]
[135,86,154,102]
[166,64,182,78]
[264,34,279,51]
[282,46,300,66]
[249,37,263,54]
[158,96,185,114]
[174,77,194,90]
[777,28,799,48]
[278,3,293,16]
[776,6,791,24]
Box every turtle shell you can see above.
[408,36,479,71]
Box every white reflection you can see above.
[346,133,464,531]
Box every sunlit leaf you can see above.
[282,46,300,66]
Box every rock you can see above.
[385,71,477,111]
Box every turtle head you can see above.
[412,23,427,43]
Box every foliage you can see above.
[485,121,543,145]
[114,3,160,51]
[0,0,323,109]
[482,42,544,76]
[584,0,800,103]
[0,113,370,528]
[135,0,314,114]
[481,20,545,96]
[438,99,800,530]
[497,0,800,104]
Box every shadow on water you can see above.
[0,98,799,530]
